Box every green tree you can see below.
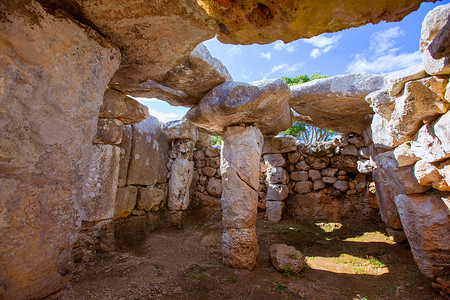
[211,136,222,145]
[282,72,334,143]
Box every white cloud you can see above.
[271,64,288,73]
[346,51,422,74]
[273,41,295,52]
[286,63,304,73]
[260,51,272,60]
[263,63,304,79]
[303,33,342,59]
[147,109,184,123]
[228,45,243,56]
[346,27,421,74]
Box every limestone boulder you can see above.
[186,79,292,137]
[114,186,138,219]
[420,4,450,75]
[373,151,404,229]
[266,201,285,223]
[397,166,431,195]
[394,142,420,167]
[168,159,194,210]
[414,160,450,191]
[330,155,358,173]
[127,116,170,186]
[410,123,450,163]
[196,131,213,149]
[394,193,450,279]
[0,5,120,296]
[221,126,263,228]
[82,145,121,222]
[434,111,450,154]
[137,186,166,212]
[222,227,258,270]
[269,244,305,274]
[93,118,124,145]
[371,114,396,149]
[266,167,289,184]
[206,177,223,197]
[290,73,384,134]
[263,154,286,167]
[99,89,149,124]
[117,125,132,187]
[198,0,432,45]
[163,119,198,140]
[365,89,395,119]
[388,76,449,146]
[383,64,428,96]
[266,184,289,201]
[262,136,297,154]
[357,159,373,174]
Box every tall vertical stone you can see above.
[221,125,263,270]
[0,1,120,299]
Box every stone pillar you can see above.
[221,125,263,270]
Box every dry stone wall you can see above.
[364,4,450,290]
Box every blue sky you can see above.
[138,0,449,122]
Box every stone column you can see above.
[221,125,263,270]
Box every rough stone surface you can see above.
[291,171,309,182]
[341,145,358,156]
[330,155,358,173]
[305,156,329,170]
[434,111,450,154]
[307,169,321,181]
[205,146,220,157]
[269,244,305,274]
[410,122,450,163]
[82,145,121,222]
[333,180,349,192]
[266,167,289,184]
[421,4,450,75]
[294,181,313,194]
[221,126,263,228]
[99,88,149,124]
[357,159,373,174]
[394,142,420,167]
[222,227,258,270]
[373,151,404,229]
[371,114,396,149]
[313,180,326,191]
[168,159,194,210]
[395,193,450,279]
[365,89,395,119]
[297,141,336,156]
[321,168,339,177]
[163,119,198,140]
[414,160,450,191]
[322,176,338,184]
[114,186,138,219]
[266,184,289,201]
[384,64,429,96]
[263,154,286,167]
[127,116,170,186]
[196,131,212,149]
[118,126,132,187]
[266,201,285,223]
[137,188,164,212]
[198,0,433,45]
[186,79,292,137]
[206,177,223,197]
[262,136,297,154]
[0,3,121,297]
[93,118,124,145]
[397,166,431,195]
[290,73,385,134]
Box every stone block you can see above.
[137,186,166,212]
[99,88,149,124]
[117,125,132,187]
[262,136,297,154]
[290,171,309,181]
[266,201,285,223]
[308,169,321,181]
[114,186,138,219]
[222,227,258,270]
[93,118,124,145]
[206,177,223,197]
[168,159,194,210]
[266,184,289,201]
[294,181,313,194]
[263,154,286,167]
[266,167,289,184]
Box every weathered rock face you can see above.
[118,125,133,187]
[395,193,450,279]
[290,73,384,134]
[269,244,305,274]
[43,0,218,85]
[197,0,435,45]
[186,79,292,137]
[99,89,149,124]
[221,125,262,269]
[127,117,170,186]
[262,136,297,154]
[420,3,450,75]
[163,119,198,140]
[114,186,138,219]
[168,159,194,210]
[0,1,120,299]
[82,145,121,222]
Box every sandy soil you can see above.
[70,215,443,300]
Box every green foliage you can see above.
[283,121,335,144]
[281,72,330,86]
[211,136,222,145]
[275,283,287,293]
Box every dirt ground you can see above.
[70,215,443,300]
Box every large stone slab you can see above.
[395,193,450,279]
[168,159,194,211]
[289,73,384,134]
[221,126,263,229]
[410,123,450,163]
[82,145,121,222]
[0,2,120,298]
[127,116,170,186]
[99,89,149,124]
[163,119,198,140]
[222,227,258,270]
[117,125,132,187]
[198,0,433,45]
[114,186,138,219]
[383,64,428,96]
[186,79,292,137]
[434,111,450,154]
[262,136,297,154]
[420,4,450,75]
